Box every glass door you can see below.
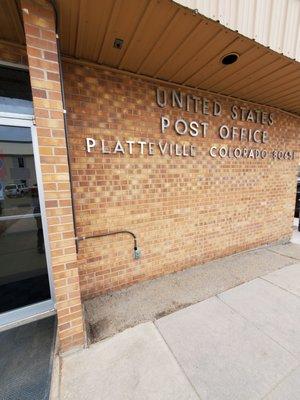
[0,116,53,325]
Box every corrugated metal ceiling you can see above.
[0,0,299,116]
[175,0,300,62]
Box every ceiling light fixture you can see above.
[221,53,239,65]
[113,38,124,50]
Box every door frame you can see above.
[0,111,55,331]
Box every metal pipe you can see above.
[48,0,79,251]
[47,1,140,260]
[76,231,140,260]
[76,230,137,249]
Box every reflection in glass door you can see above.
[0,124,51,314]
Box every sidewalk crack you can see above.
[216,293,300,361]
[153,322,203,400]
[260,276,300,299]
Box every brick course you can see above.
[62,61,300,300]
[1,2,300,352]
[20,0,84,352]
[0,42,27,65]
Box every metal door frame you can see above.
[0,112,55,331]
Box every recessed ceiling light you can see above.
[221,53,239,65]
[113,38,124,50]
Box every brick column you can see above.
[21,0,85,352]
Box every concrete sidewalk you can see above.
[58,246,300,400]
[85,240,300,343]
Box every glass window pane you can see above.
[0,125,50,313]
[0,66,33,115]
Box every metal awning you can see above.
[0,0,299,116]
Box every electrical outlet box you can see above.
[134,248,141,260]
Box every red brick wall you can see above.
[20,0,84,352]
[63,61,300,300]
[0,42,27,65]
